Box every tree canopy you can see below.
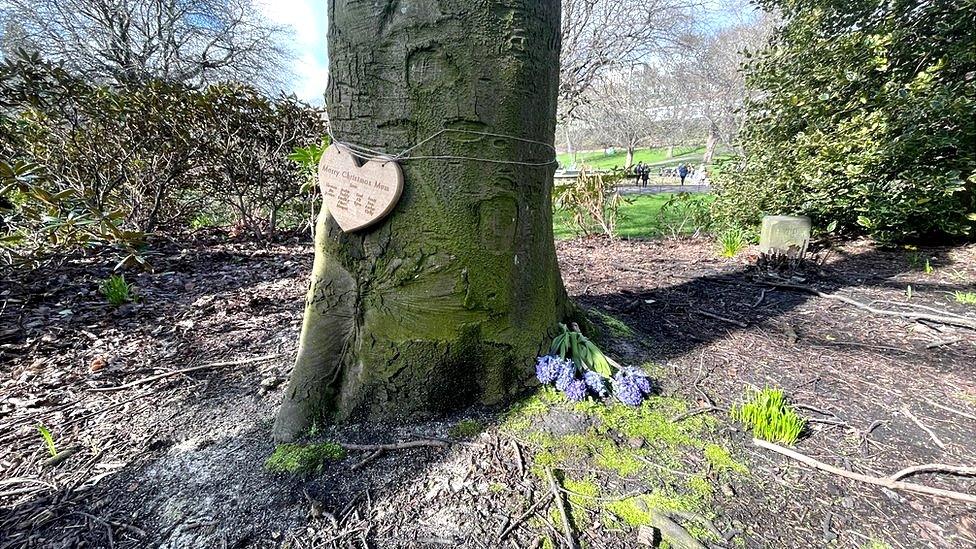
[714,0,976,241]
[0,0,292,90]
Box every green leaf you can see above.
[36,423,57,457]
[0,233,25,243]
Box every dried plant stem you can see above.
[545,468,579,549]
[767,283,976,330]
[754,439,976,504]
[901,407,946,450]
[89,354,285,392]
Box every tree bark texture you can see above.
[274,0,569,440]
[703,122,718,165]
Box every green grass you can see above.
[558,145,722,170]
[731,387,805,445]
[99,274,134,306]
[954,291,976,305]
[718,228,746,258]
[553,193,714,240]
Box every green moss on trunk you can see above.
[274,0,568,440]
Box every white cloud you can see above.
[258,0,329,104]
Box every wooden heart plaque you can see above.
[318,144,404,232]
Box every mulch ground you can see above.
[1,235,975,548]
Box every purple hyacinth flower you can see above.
[583,370,608,397]
[626,369,653,395]
[554,359,576,392]
[564,379,588,402]
[614,373,644,406]
[536,355,559,384]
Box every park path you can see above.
[616,183,710,195]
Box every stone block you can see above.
[759,215,811,256]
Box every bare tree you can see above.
[559,0,697,121]
[576,66,665,168]
[671,7,774,162]
[0,0,293,90]
[571,64,699,168]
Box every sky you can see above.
[258,0,759,104]
[258,0,329,104]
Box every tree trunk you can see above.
[666,144,674,158]
[563,124,576,168]
[703,122,718,165]
[625,145,635,169]
[274,0,569,440]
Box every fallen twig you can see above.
[350,449,383,471]
[872,299,972,320]
[753,438,976,504]
[511,439,525,477]
[926,338,963,349]
[339,439,449,452]
[668,510,725,542]
[671,405,723,422]
[766,283,976,330]
[901,407,946,450]
[696,309,747,328]
[635,507,706,549]
[89,354,285,392]
[924,397,976,422]
[751,289,767,308]
[888,463,976,482]
[43,445,83,468]
[545,468,579,549]
[499,494,553,541]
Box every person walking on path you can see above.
[678,163,689,186]
[633,161,647,188]
[639,163,649,188]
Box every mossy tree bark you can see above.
[274,0,569,440]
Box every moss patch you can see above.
[504,386,746,547]
[704,443,748,475]
[500,386,563,432]
[607,492,701,526]
[588,308,635,339]
[449,419,485,439]
[564,477,600,499]
[265,442,346,474]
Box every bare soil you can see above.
[1,236,975,548]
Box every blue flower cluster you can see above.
[536,355,654,406]
[535,354,568,384]
[613,367,655,406]
[536,355,606,402]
